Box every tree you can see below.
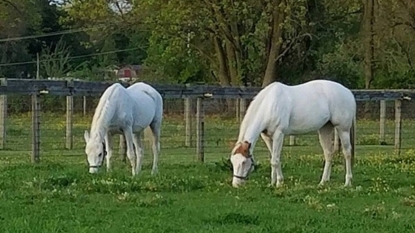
[141,0,310,87]
[0,0,42,77]
[61,0,148,68]
[362,0,375,89]
[40,39,72,78]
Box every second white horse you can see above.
[84,82,163,176]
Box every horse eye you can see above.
[98,153,102,157]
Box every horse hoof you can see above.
[276,182,284,188]
[318,181,329,186]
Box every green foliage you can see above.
[40,39,73,78]
[2,0,415,87]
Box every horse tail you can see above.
[134,82,163,145]
[350,113,356,168]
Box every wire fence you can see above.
[0,80,414,170]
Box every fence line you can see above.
[0,78,414,163]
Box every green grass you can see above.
[1,113,415,232]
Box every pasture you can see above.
[1,112,415,232]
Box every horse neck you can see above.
[90,99,115,142]
[236,83,280,154]
[237,116,264,153]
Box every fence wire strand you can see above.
[1,93,413,167]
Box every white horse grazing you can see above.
[230,79,356,188]
[84,82,163,176]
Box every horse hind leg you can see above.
[338,127,353,187]
[132,132,144,175]
[318,122,335,186]
[271,131,285,187]
[123,127,137,176]
[149,120,161,175]
[104,133,113,172]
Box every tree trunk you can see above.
[363,0,375,89]
[213,36,231,86]
[1,42,9,64]
[362,0,375,118]
[213,36,235,114]
[226,41,239,85]
[262,0,286,87]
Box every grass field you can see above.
[1,113,415,232]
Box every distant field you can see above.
[1,113,415,232]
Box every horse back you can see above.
[126,83,163,126]
[289,80,356,128]
[261,80,355,134]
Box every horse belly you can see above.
[108,126,123,134]
[287,119,328,134]
[132,106,156,130]
[287,105,330,134]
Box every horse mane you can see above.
[90,84,122,141]
[237,82,279,142]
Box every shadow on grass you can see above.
[207,212,260,225]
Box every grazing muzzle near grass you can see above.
[231,154,255,187]
[88,142,107,172]
[232,156,255,180]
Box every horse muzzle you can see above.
[232,177,246,187]
[89,167,99,174]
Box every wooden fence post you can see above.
[31,93,40,163]
[83,96,87,116]
[196,97,204,162]
[239,98,246,122]
[0,78,7,149]
[379,100,386,144]
[66,81,74,149]
[185,98,193,147]
[235,98,240,121]
[289,135,296,146]
[394,99,402,154]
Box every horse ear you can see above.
[84,130,90,142]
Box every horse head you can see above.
[84,130,107,173]
[230,140,255,187]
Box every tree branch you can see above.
[393,38,414,69]
[0,0,22,14]
[201,0,238,51]
[274,33,312,63]
[114,1,126,21]
[189,43,216,64]
[392,22,415,30]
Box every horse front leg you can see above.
[271,131,285,187]
[123,127,137,176]
[260,133,273,159]
[104,133,113,172]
